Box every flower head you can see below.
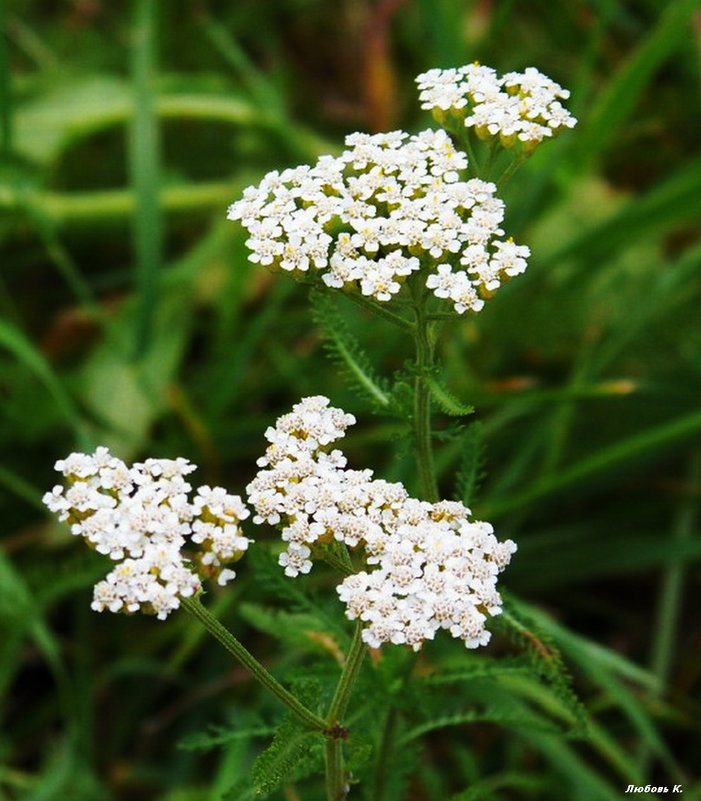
[43,448,251,618]
[228,129,528,314]
[247,397,516,650]
[416,63,577,151]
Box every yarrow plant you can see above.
[44,62,578,801]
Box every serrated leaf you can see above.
[238,602,344,658]
[178,723,275,752]
[400,707,563,745]
[310,291,390,409]
[417,658,535,686]
[423,373,474,417]
[386,378,415,422]
[346,740,373,773]
[251,715,318,798]
[494,597,588,735]
[247,548,346,639]
[222,776,257,801]
[454,421,486,505]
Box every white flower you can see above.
[43,448,252,619]
[228,128,527,313]
[248,398,516,651]
[416,63,577,149]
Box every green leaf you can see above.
[250,714,318,798]
[0,318,86,440]
[423,372,475,417]
[522,603,684,782]
[14,75,260,166]
[310,291,390,410]
[484,404,701,518]
[541,157,701,271]
[527,734,623,801]
[494,599,588,735]
[247,548,345,637]
[450,771,547,801]
[416,659,536,686]
[400,707,563,745]
[454,422,486,506]
[78,276,194,457]
[178,723,275,752]
[238,602,346,656]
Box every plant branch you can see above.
[181,595,327,732]
[411,283,439,501]
[324,621,367,801]
[342,291,415,331]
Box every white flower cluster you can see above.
[416,64,577,149]
[339,500,516,650]
[43,447,250,619]
[227,129,529,314]
[247,397,516,650]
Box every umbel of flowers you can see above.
[247,397,517,651]
[416,63,577,151]
[227,65,576,318]
[43,449,250,619]
[228,129,528,315]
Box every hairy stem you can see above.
[343,291,414,331]
[324,621,367,801]
[412,284,439,502]
[181,595,326,732]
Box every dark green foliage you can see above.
[454,421,486,506]
[178,722,275,752]
[310,290,392,412]
[495,596,588,736]
[247,547,348,642]
[420,369,475,418]
[249,714,320,797]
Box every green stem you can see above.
[324,621,367,801]
[461,129,482,178]
[343,291,414,331]
[181,595,326,732]
[412,285,439,502]
[495,153,528,189]
[315,542,355,576]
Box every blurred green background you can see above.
[1,1,701,799]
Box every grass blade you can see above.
[129,0,163,358]
[484,405,701,517]
[574,0,701,172]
